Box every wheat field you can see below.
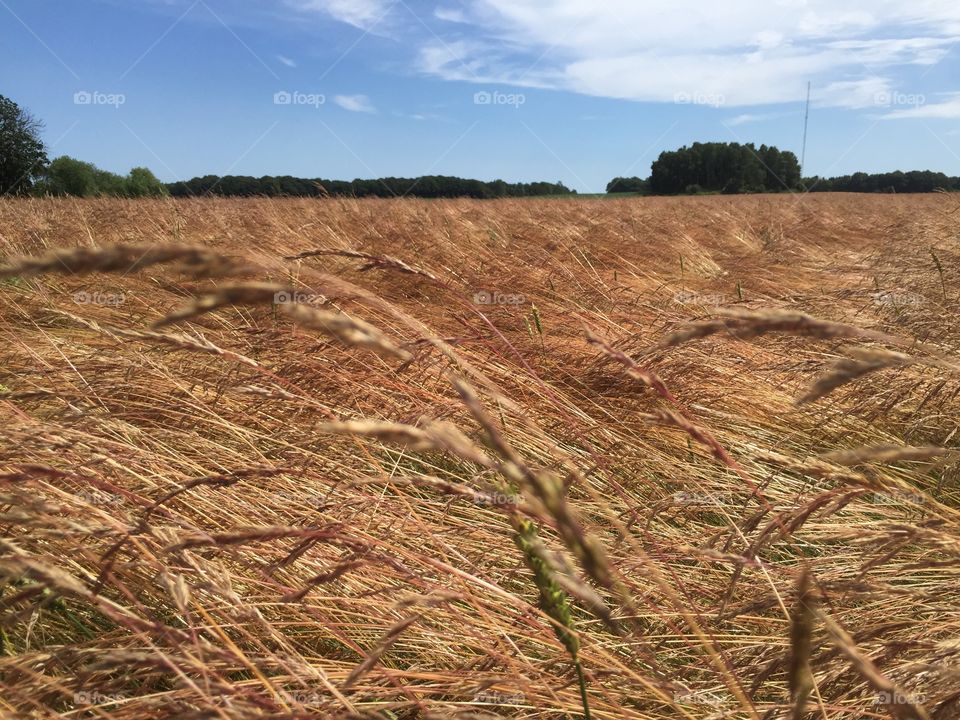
[1,193,958,719]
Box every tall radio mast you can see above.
[800,81,811,176]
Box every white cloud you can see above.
[884,93,960,119]
[416,38,559,87]
[287,0,392,29]
[728,113,781,125]
[276,54,297,67]
[435,7,467,23]
[817,77,893,109]
[334,94,376,113]
[416,0,960,108]
[392,110,447,121]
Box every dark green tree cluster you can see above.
[165,174,575,199]
[0,95,48,195]
[649,142,801,195]
[606,177,649,194]
[802,171,959,193]
[38,157,167,198]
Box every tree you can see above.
[125,167,167,197]
[42,156,101,196]
[0,95,49,195]
[647,142,800,195]
[606,177,648,194]
[40,156,166,198]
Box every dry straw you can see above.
[2,197,959,719]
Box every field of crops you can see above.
[1,193,958,719]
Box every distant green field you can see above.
[531,191,642,199]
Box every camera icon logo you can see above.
[274,91,292,105]
[474,91,492,105]
[74,91,93,105]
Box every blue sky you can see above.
[2,0,959,192]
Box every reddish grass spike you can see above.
[586,330,679,403]
[342,614,421,689]
[819,610,931,720]
[788,568,816,720]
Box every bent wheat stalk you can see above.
[653,308,893,351]
[798,348,913,404]
[154,282,411,359]
[819,445,957,466]
[55,311,260,368]
[279,303,411,360]
[0,243,247,278]
[285,248,441,283]
[153,282,290,326]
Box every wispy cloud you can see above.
[729,113,776,126]
[392,110,448,122]
[818,77,893,109]
[883,93,960,119]
[276,54,297,68]
[334,94,376,113]
[286,0,393,30]
[434,7,467,23]
[416,0,960,108]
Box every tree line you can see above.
[165,175,573,198]
[802,171,959,194]
[608,141,958,195]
